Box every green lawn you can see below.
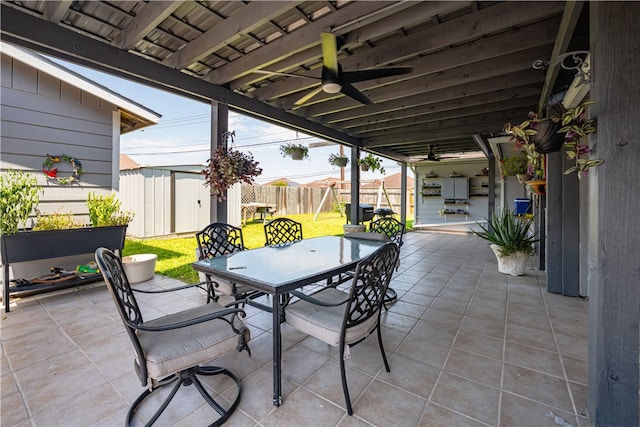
[123,212,413,284]
[122,212,350,284]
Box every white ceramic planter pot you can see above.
[490,244,528,276]
[122,254,157,284]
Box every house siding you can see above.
[1,53,117,225]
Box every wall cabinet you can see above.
[441,177,469,200]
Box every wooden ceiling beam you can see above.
[45,1,72,23]
[206,2,393,84]
[280,43,551,111]
[112,2,182,50]
[348,96,540,134]
[165,1,302,70]
[537,1,585,113]
[254,8,562,104]
[304,68,542,122]
[362,119,509,147]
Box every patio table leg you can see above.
[272,295,282,406]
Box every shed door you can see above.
[173,172,210,233]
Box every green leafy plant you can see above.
[0,170,42,235]
[472,209,539,257]
[33,211,84,230]
[279,143,309,160]
[328,153,348,167]
[500,155,527,177]
[86,192,134,227]
[503,100,601,179]
[560,101,602,178]
[358,153,385,174]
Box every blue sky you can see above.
[52,58,399,184]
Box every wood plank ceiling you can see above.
[0,1,586,163]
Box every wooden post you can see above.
[588,2,640,425]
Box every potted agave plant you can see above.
[472,209,539,276]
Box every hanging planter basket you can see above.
[290,148,305,160]
[530,120,565,154]
[526,179,546,195]
[360,163,370,172]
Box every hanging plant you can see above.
[328,153,348,167]
[560,101,602,178]
[202,132,262,201]
[42,154,83,185]
[504,100,602,179]
[279,142,309,160]
[358,153,386,174]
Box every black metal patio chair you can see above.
[95,247,250,427]
[264,217,303,246]
[196,222,270,311]
[369,216,405,308]
[284,242,399,415]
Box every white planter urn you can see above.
[490,244,528,276]
[122,253,157,283]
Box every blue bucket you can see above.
[514,198,531,215]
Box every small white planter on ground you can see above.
[490,244,528,276]
[122,253,157,283]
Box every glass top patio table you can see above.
[192,235,387,407]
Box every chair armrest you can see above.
[131,281,209,294]
[128,307,245,332]
[289,289,349,307]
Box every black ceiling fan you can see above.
[252,32,412,105]
[424,145,457,162]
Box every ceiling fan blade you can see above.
[320,32,339,76]
[250,69,320,80]
[342,67,413,84]
[294,86,324,106]
[340,83,372,105]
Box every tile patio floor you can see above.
[1,231,590,426]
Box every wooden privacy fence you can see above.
[249,185,412,217]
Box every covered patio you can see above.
[0,2,638,426]
[1,231,589,426]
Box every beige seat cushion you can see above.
[285,288,379,347]
[206,274,255,297]
[137,302,248,380]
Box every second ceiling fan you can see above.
[254,32,412,105]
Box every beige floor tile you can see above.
[502,364,574,413]
[418,403,487,427]
[304,359,374,408]
[379,353,440,399]
[431,372,500,425]
[444,348,502,388]
[381,311,419,334]
[453,331,504,360]
[356,379,426,426]
[500,391,577,427]
[504,342,564,377]
[505,323,557,352]
[0,391,29,426]
[562,355,588,385]
[260,387,345,427]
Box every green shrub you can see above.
[0,170,42,234]
[33,211,84,230]
[86,192,134,227]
